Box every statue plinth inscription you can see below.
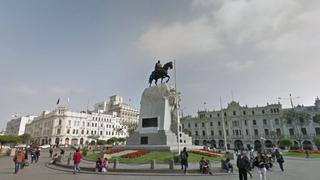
[126,84,192,150]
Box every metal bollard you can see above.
[169,159,174,170]
[113,159,119,169]
[151,159,155,169]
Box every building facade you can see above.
[181,99,320,150]
[6,115,36,135]
[94,95,139,126]
[25,106,128,146]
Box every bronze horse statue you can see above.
[149,61,173,87]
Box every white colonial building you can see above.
[94,95,139,126]
[181,98,320,150]
[6,115,37,135]
[25,106,128,146]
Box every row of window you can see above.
[63,119,125,129]
[288,127,320,136]
[92,116,114,122]
[58,128,126,136]
[192,128,282,137]
[199,108,281,119]
[183,118,280,129]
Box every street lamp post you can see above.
[174,59,181,155]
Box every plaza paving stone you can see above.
[0,151,319,180]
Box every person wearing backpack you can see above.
[180,147,189,174]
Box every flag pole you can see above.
[220,96,228,151]
[174,59,181,155]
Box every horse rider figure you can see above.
[155,60,164,76]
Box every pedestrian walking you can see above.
[237,150,251,180]
[305,150,309,158]
[180,147,189,174]
[49,147,53,158]
[35,148,40,163]
[275,149,284,172]
[253,152,267,180]
[73,149,82,174]
[30,149,36,163]
[13,149,25,174]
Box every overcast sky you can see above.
[1,0,320,129]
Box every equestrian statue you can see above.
[149,60,173,87]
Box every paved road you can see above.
[0,151,319,180]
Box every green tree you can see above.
[19,134,32,144]
[313,114,320,124]
[127,123,138,135]
[117,137,126,144]
[279,139,293,149]
[106,137,118,145]
[96,139,108,145]
[0,135,20,149]
[314,137,320,149]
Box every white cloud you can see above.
[137,0,320,113]
[137,0,316,66]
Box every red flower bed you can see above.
[110,149,122,154]
[200,148,223,154]
[121,150,147,158]
[289,150,320,153]
[190,150,223,157]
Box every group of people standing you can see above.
[237,148,285,180]
[95,157,109,173]
[13,147,41,174]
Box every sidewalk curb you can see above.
[45,163,238,177]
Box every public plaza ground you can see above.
[0,151,319,180]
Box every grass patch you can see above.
[84,152,99,161]
[85,151,224,164]
[283,152,320,158]
[188,152,224,163]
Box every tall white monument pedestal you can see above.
[126,84,193,151]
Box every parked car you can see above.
[15,144,30,148]
[39,144,51,149]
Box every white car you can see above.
[39,144,51,149]
[15,144,30,148]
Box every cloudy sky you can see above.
[1,0,320,129]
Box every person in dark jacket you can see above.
[35,148,40,163]
[237,150,251,180]
[180,147,189,174]
[275,149,284,172]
